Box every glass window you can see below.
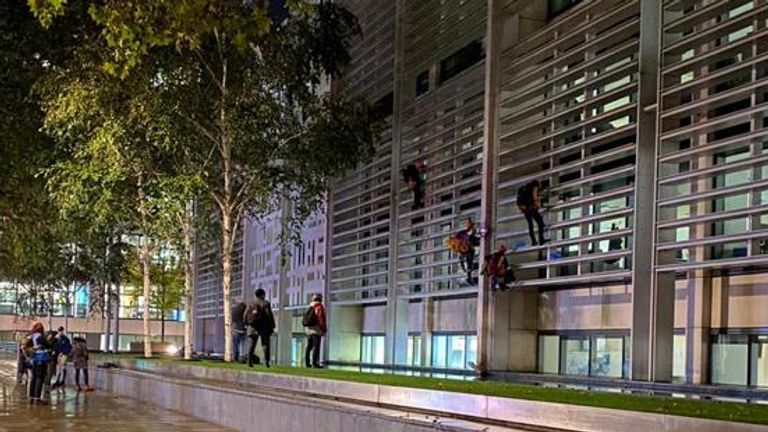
[360,334,385,364]
[673,334,686,382]
[407,335,422,367]
[431,334,476,370]
[751,336,768,387]
[447,336,466,369]
[591,336,624,378]
[711,334,748,385]
[432,335,448,368]
[539,335,560,374]
[291,335,305,367]
[562,337,590,376]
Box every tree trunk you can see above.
[46,285,53,331]
[141,245,152,358]
[161,314,166,342]
[218,51,234,363]
[182,203,195,360]
[221,213,233,362]
[113,277,121,352]
[105,282,112,352]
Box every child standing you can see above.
[71,337,94,392]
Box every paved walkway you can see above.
[0,364,231,432]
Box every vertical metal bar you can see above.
[384,0,406,367]
[476,0,503,377]
[631,0,666,382]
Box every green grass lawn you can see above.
[96,355,768,426]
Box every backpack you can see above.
[517,184,533,207]
[245,302,263,326]
[302,305,318,327]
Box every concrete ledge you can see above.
[112,359,768,432]
[85,366,495,432]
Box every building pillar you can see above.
[421,298,434,367]
[504,291,539,371]
[276,200,293,366]
[384,0,407,366]
[685,270,711,384]
[476,0,505,377]
[630,0,672,382]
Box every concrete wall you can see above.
[711,273,768,329]
[433,297,476,332]
[0,314,183,337]
[328,305,363,363]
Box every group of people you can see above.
[442,178,552,290]
[232,291,327,369]
[19,323,93,404]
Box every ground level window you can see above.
[407,334,422,367]
[431,333,477,370]
[291,334,305,367]
[539,333,629,379]
[360,334,385,365]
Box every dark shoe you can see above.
[76,386,82,392]
[312,364,324,369]
[265,362,270,368]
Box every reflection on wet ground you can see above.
[0,366,231,432]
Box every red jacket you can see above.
[310,302,327,335]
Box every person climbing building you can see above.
[448,218,481,284]
[606,223,623,265]
[483,245,515,291]
[402,159,426,210]
[517,179,547,246]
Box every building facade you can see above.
[322,0,768,386]
[193,0,768,387]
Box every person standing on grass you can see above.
[71,336,94,392]
[24,322,50,404]
[303,293,327,368]
[244,289,276,368]
[231,301,247,363]
[53,326,72,389]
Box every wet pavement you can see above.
[0,365,231,432]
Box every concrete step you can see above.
[108,358,768,432]
[92,366,538,432]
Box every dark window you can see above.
[548,0,583,20]
[371,92,394,121]
[416,70,429,96]
[439,40,484,84]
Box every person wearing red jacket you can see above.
[304,293,327,368]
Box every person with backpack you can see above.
[24,322,50,404]
[482,245,515,291]
[244,289,276,368]
[71,336,94,392]
[52,326,72,389]
[303,293,327,368]
[231,301,247,363]
[517,179,547,246]
[449,218,481,284]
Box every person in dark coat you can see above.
[517,180,547,245]
[231,301,247,363]
[244,289,276,368]
[403,160,426,210]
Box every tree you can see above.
[126,249,184,343]
[31,0,379,362]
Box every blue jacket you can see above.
[29,332,50,364]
